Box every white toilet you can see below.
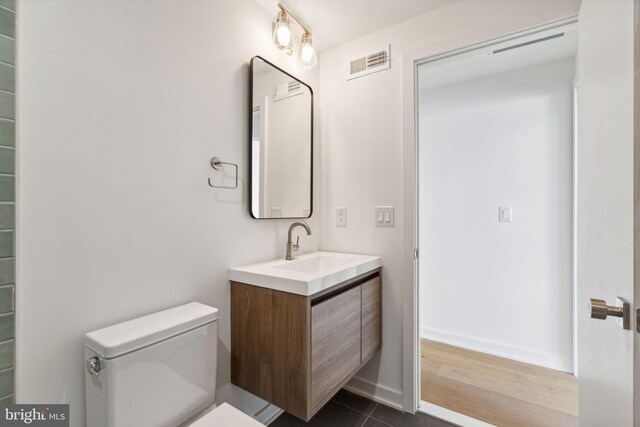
[84,302,264,427]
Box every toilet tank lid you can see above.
[84,302,219,359]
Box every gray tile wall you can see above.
[0,0,14,404]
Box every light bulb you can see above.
[273,11,292,54]
[297,33,317,69]
[276,25,291,46]
[301,44,314,61]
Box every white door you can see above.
[576,0,637,425]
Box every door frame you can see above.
[633,1,640,422]
[400,15,580,418]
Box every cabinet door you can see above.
[361,276,381,362]
[310,285,361,408]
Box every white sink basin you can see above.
[229,251,382,296]
[272,255,357,274]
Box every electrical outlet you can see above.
[375,206,394,227]
[336,207,347,227]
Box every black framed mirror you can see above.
[249,56,313,219]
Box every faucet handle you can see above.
[292,236,300,252]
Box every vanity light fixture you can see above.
[272,2,317,69]
[272,10,292,54]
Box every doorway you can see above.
[416,23,578,426]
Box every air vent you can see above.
[367,51,387,67]
[273,80,303,102]
[347,45,391,81]
[350,57,367,74]
[288,81,301,92]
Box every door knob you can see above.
[589,297,630,330]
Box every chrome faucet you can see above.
[286,222,312,260]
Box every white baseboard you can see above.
[343,376,404,411]
[419,400,495,427]
[420,327,573,373]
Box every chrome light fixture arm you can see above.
[277,2,311,34]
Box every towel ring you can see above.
[208,157,238,189]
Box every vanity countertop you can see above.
[228,251,382,296]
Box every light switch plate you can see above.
[271,207,283,218]
[336,207,347,227]
[498,206,512,223]
[375,206,394,227]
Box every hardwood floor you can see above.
[421,339,578,427]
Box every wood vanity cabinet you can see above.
[230,268,382,421]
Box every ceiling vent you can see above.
[346,45,391,81]
[273,80,303,102]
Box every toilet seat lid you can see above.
[190,403,265,426]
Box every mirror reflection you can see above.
[250,56,313,219]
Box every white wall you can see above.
[419,59,575,371]
[318,0,580,409]
[17,1,319,425]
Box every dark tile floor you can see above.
[269,390,456,427]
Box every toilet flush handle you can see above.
[87,357,103,376]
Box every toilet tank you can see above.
[84,302,219,427]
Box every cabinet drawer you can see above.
[310,285,361,408]
[361,276,381,362]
